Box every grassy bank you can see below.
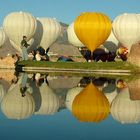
[18,60,140,82]
[18,60,139,73]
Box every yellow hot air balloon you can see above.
[74,12,112,53]
[72,83,110,122]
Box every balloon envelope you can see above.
[3,11,37,53]
[113,13,140,51]
[65,87,83,110]
[1,84,35,120]
[111,87,140,124]
[34,18,61,50]
[35,83,60,115]
[72,83,110,122]
[67,22,84,47]
[0,27,7,47]
[74,12,112,52]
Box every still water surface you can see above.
[0,71,140,140]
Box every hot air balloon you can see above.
[74,12,112,60]
[72,83,110,122]
[1,84,35,120]
[111,87,140,124]
[9,38,34,53]
[67,22,84,47]
[113,13,140,52]
[65,87,83,111]
[35,82,60,115]
[3,11,37,54]
[0,27,7,47]
[0,84,6,102]
[33,17,61,51]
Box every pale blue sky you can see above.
[0,0,140,25]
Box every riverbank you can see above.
[18,60,140,74]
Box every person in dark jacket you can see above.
[21,36,30,60]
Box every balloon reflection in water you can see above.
[35,82,60,115]
[65,87,84,111]
[111,87,140,124]
[1,84,35,120]
[72,83,110,122]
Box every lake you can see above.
[0,70,140,140]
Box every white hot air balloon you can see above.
[111,87,140,124]
[35,82,60,115]
[0,84,6,102]
[1,84,35,120]
[65,87,83,111]
[113,13,140,52]
[3,11,37,53]
[33,17,61,50]
[0,27,7,47]
[67,22,84,47]
[9,38,34,53]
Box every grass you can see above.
[18,60,140,82]
[18,60,139,71]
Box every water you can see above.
[0,70,140,140]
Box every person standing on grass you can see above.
[21,36,30,60]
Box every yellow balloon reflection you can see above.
[74,12,112,52]
[72,83,110,122]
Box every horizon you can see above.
[0,0,140,25]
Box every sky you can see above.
[0,0,140,25]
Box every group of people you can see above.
[79,46,128,62]
[20,35,128,62]
[21,36,49,61]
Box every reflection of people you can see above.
[20,73,28,97]
[20,86,27,97]
[35,73,44,87]
[116,79,127,89]
[21,36,30,60]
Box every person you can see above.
[21,36,30,60]
[116,46,128,61]
[57,55,73,62]
[35,50,42,61]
